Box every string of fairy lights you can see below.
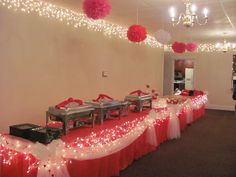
[0,0,161,48]
[0,112,169,175]
[0,0,230,52]
[0,94,208,176]
[164,43,236,53]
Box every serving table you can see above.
[0,94,207,177]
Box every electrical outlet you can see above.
[102,71,108,77]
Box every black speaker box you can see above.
[9,123,62,144]
[29,127,62,144]
[10,123,40,139]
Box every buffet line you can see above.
[0,89,207,177]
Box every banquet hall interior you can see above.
[0,0,236,177]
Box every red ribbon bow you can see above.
[129,90,148,96]
[55,97,83,109]
[93,94,113,102]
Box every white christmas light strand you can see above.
[0,0,162,48]
[165,43,236,52]
[65,112,168,160]
[0,113,168,175]
[198,43,218,52]
[0,94,207,176]
[0,1,234,52]
[0,112,168,173]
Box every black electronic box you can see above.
[10,123,40,139]
[29,127,62,144]
[9,123,62,144]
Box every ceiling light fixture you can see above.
[215,40,236,53]
[169,0,209,28]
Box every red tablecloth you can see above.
[0,102,205,177]
[178,108,187,131]
[0,109,170,177]
[193,105,205,121]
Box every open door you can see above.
[185,68,194,90]
[173,59,194,92]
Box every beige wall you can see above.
[0,8,164,133]
[164,51,235,111]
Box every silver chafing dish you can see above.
[125,93,152,112]
[46,102,95,135]
[86,100,129,124]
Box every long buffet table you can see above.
[0,95,207,177]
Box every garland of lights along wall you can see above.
[0,0,227,52]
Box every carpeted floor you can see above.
[120,109,236,177]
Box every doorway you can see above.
[173,59,194,92]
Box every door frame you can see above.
[171,58,196,94]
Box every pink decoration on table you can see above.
[129,90,148,96]
[92,93,113,102]
[186,42,198,52]
[152,91,158,100]
[83,0,111,20]
[172,41,186,53]
[194,90,204,96]
[55,98,83,109]
[180,89,189,96]
[127,25,147,42]
[179,89,204,96]
[167,99,178,104]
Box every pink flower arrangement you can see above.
[127,25,147,42]
[172,41,186,53]
[186,42,198,52]
[83,0,111,20]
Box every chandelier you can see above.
[169,0,209,28]
[215,40,236,53]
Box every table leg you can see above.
[63,118,68,135]
[46,111,49,126]
[134,101,138,112]
[91,112,95,128]
[138,101,142,112]
[119,107,121,119]
[124,103,129,116]
[100,110,104,124]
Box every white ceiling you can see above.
[49,0,236,43]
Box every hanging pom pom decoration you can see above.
[186,42,198,52]
[83,0,111,20]
[172,41,186,53]
[127,24,147,42]
[154,29,171,45]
